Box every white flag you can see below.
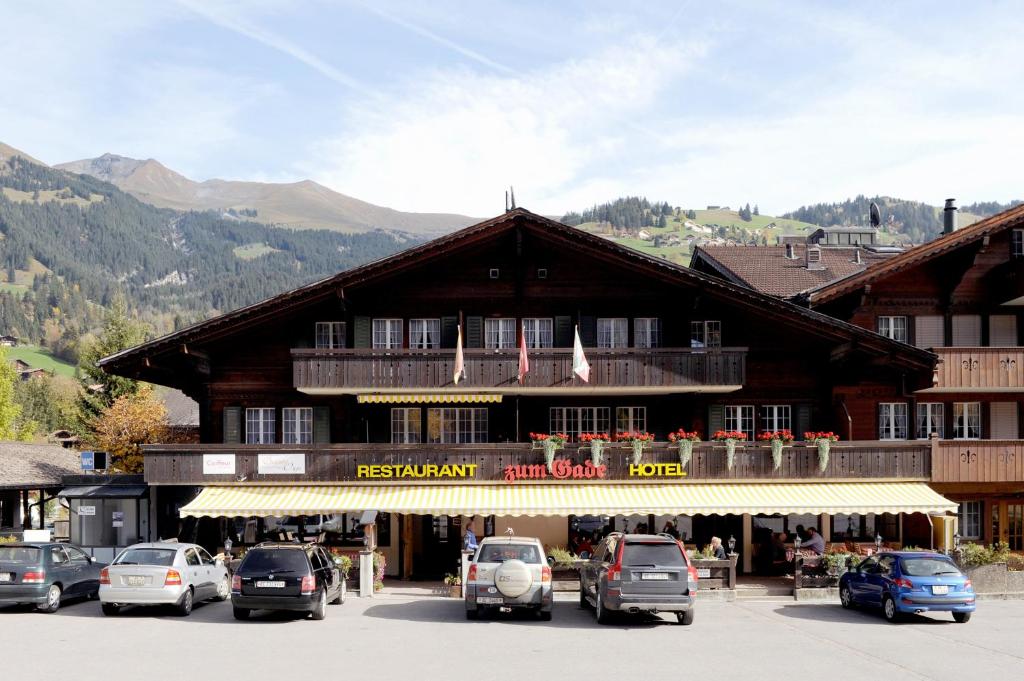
[453,324,466,384]
[572,325,590,383]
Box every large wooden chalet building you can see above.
[101,208,961,578]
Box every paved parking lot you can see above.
[3,594,1023,681]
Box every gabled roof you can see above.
[807,203,1024,305]
[99,208,935,375]
[0,443,81,489]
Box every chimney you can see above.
[785,243,795,259]
[943,198,958,234]
[806,245,824,270]
[853,249,862,264]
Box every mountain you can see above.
[0,142,46,166]
[57,153,476,235]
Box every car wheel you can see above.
[839,585,854,609]
[310,589,327,620]
[176,588,194,617]
[214,577,230,602]
[579,588,590,609]
[466,607,479,620]
[537,608,552,622]
[953,612,972,623]
[101,603,120,617]
[38,584,62,613]
[882,595,901,623]
[677,609,695,626]
[596,591,613,625]
[233,607,250,621]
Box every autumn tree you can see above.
[0,347,23,439]
[91,385,168,473]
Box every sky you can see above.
[1,0,1022,217]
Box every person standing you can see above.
[463,517,479,552]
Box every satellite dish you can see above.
[869,201,881,228]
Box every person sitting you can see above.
[771,532,789,575]
[710,536,727,560]
[661,520,680,539]
[577,536,593,558]
[801,527,825,555]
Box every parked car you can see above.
[230,543,345,621]
[99,542,230,616]
[0,542,105,613]
[578,533,697,625]
[839,551,976,623]
[465,536,552,620]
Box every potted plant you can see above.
[372,550,386,592]
[757,429,794,470]
[530,432,568,472]
[712,430,746,470]
[443,572,462,597]
[616,431,655,465]
[579,432,610,466]
[804,431,839,472]
[668,429,700,468]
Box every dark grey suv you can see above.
[231,543,345,621]
[578,533,697,625]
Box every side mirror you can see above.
[90,556,98,564]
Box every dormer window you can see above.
[315,322,346,349]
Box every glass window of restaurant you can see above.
[830,513,899,542]
[550,407,610,440]
[391,407,422,443]
[427,408,487,443]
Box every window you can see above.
[484,318,516,349]
[597,318,629,348]
[878,403,908,440]
[391,408,422,444]
[427,408,487,443]
[724,405,755,440]
[64,546,90,564]
[282,407,312,445]
[372,319,403,349]
[953,402,982,439]
[50,546,68,564]
[690,321,721,348]
[246,408,276,444]
[877,316,908,343]
[185,549,200,566]
[634,318,661,349]
[409,318,441,350]
[615,407,646,433]
[916,403,944,438]
[1013,230,1024,258]
[958,501,982,539]
[522,318,553,349]
[549,407,610,440]
[760,405,791,433]
[196,547,214,565]
[315,322,345,349]
[831,513,899,542]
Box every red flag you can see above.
[518,330,530,384]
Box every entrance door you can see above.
[415,515,461,580]
[1009,504,1024,551]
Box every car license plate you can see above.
[641,572,670,580]
[0,573,11,582]
[477,596,504,604]
[126,576,146,586]
[256,581,285,588]
[932,585,949,595]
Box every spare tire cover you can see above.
[494,559,533,597]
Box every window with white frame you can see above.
[427,408,487,443]
[724,405,755,440]
[245,408,275,444]
[522,318,553,349]
[484,318,516,349]
[282,407,312,445]
[634,318,661,349]
[760,405,792,433]
[615,407,647,434]
[408,318,441,349]
[953,402,982,439]
[372,319,403,349]
[958,500,982,539]
[1013,230,1024,258]
[549,407,610,440]
[916,403,944,439]
[878,402,908,440]
[391,408,422,444]
[877,316,908,343]
[315,322,345,349]
[690,321,722,348]
[597,318,629,348]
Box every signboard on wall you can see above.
[112,511,124,528]
[78,505,96,516]
[258,453,306,475]
[203,453,236,475]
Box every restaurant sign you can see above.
[357,464,478,479]
[203,453,236,475]
[258,453,306,475]
[503,460,686,484]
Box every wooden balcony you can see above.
[143,441,929,485]
[931,439,1024,483]
[926,347,1024,393]
[291,347,747,395]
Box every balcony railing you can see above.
[143,441,929,485]
[291,347,746,394]
[931,347,1024,391]
[931,439,1023,483]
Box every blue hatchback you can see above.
[839,551,975,623]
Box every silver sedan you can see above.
[99,542,230,616]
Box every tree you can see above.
[0,347,23,439]
[753,204,760,216]
[76,295,149,426]
[15,373,79,435]
[686,209,697,220]
[90,385,168,473]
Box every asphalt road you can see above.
[2,594,1022,681]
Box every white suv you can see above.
[465,536,552,620]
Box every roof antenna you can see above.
[510,186,516,210]
[505,190,510,212]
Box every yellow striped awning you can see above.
[178,482,956,518]
[356,394,502,404]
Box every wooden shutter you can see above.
[465,316,483,348]
[313,406,331,444]
[914,315,944,349]
[441,316,459,348]
[989,315,1018,346]
[794,404,811,438]
[990,402,1019,439]
[223,407,242,444]
[653,318,663,348]
[708,404,724,435]
[579,315,597,347]
[951,314,982,346]
[554,316,572,347]
[353,316,371,348]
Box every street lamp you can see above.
[874,534,883,553]
[727,535,737,556]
